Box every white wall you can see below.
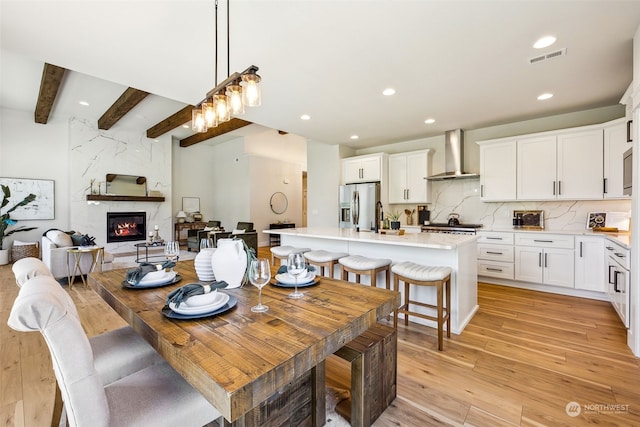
[306,140,341,227]
[1,108,73,244]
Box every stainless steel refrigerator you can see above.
[339,182,381,231]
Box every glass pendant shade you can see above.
[202,100,217,128]
[191,108,207,132]
[214,93,230,122]
[226,84,244,115]
[241,73,261,107]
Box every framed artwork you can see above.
[0,177,55,220]
[586,212,606,229]
[182,197,200,213]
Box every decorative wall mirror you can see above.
[105,174,147,196]
[270,192,288,214]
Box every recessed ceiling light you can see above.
[534,36,557,49]
[300,114,311,120]
[350,135,359,140]
[79,101,89,106]
[537,93,554,100]
[424,118,435,124]
[382,88,396,96]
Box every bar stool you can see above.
[303,250,348,278]
[392,261,451,351]
[269,245,311,266]
[338,255,392,289]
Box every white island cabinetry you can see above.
[477,231,514,280]
[264,227,478,334]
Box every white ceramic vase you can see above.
[194,248,216,282]
[210,239,247,288]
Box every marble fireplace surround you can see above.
[69,118,171,256]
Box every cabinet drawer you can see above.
[478,260,514,280]
[478,244,514,262]
[477,232,514,245]
[514,233,574,249]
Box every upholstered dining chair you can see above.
[8,274,222,427]
[12,257,164,385]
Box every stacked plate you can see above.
[274,270,316,286]
[169,291,230,315]
[135,270,177,287]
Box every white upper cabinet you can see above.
[478,139,517,201]
[517,129,603,200]
[603,119,632,199]
[388,150,432,204]
[342,154,383,184]
[517,135,558,200]
[556,129,603,200]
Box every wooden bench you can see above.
[330,323,397,426]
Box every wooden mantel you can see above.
[86,195,165,202]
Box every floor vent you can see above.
[529,48,567,65]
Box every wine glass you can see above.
[249,258,271,313]
[287,252,307,299]
[200,237,214,250]
[164,241,180,270]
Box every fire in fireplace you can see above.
[107,212,146,243]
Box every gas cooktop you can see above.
[421,223,484,229]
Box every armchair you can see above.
[42,231,113,281]
[187,221,222,252]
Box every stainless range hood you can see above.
[427,129,479,180]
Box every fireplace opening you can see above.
[107,212,146,243]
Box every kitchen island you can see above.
[263,227,478,333]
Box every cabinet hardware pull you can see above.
[486,237,502,240]
[579,242,583,258]
[538,253,542,267]
[606,246,614,250]
[615,253,625,258]
[486,251,503,255]
[558,181,561,195]
[533,239,553,243]
[614,271,621,292]
[544,253,548,268]
[486,267,503,272]
[627,119,633,143]
[553,181,556,195]
[603,178,608,194]
[480,185,484,197]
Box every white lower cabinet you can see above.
[477,232,514,280]
[574,236,605,292]
[514,233,574,288]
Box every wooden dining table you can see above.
[88,262,400,426]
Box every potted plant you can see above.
[388,210,401,230]
[0,184,37,265]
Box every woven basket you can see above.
[11,242,40,262]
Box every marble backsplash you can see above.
[68,118,172,255]
[391,178,632,231]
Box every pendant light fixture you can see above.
[191,0,261,133]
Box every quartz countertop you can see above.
[479,227,631,249]
[263,226,477,250]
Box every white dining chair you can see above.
[12,257,164,385]
[8,274,222,427]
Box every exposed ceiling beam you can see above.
[179,118,252,147]
[98,87,149,130]
[34,63,66,124]
[146,105,193,138]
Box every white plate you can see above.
[138,270,176,286]
[184,290,221,307]
[169,292,230,315]
[275,271,316,285]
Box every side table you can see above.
[66,246,104,289]
[134,242,166,263]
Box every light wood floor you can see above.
[1,248,639,426]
